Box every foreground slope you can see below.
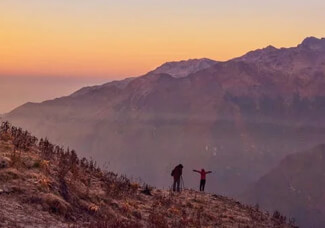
[6,37,325,196]
[242,144,325,228]
[0,122,296,228]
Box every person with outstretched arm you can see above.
[193,169,212,192]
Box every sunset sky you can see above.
[1,0,325,78]
[0,0,325,113]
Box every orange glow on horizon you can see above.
[1,0,324,78]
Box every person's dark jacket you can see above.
[171,164,183,180]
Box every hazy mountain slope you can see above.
[70,77,136,98]
[5,37,325,197]
[0,122,296,228]
[241,144,325,228]
[69,58,217,99]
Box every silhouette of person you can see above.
[171,164,183,192]
[193,169,212,191]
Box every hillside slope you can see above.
[241,144,325,228]
[0,122,296,228]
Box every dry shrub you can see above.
[22,157,36,169]
[88,204,99,213]
[272,210,287,224]
[90,218,143,228]
[132,210,142,220]
[130,182,140,191]
[0,133,11,142]
[39,193,71,216]
[155,195,173,208]
[148,208,169,228]
[0,168,20,181]
[0,211,4,223]
[0,156,11,169]
[40,160,50,172]
[37,177,52,192]
[192,206,203,227]
[25,193,71,218]
[168,207,181,216]
[9,150,22,168]
[103,172,135,198]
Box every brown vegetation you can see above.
[0,121,297,227]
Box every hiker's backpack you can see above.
[171,168,175,176]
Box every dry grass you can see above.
[0,121,298,228]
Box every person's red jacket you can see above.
[193,169,212,180]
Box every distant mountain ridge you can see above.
[68,36,325,100]
[242,144,325,228]
[5,37,325,202]
[236,37,325,79]
[69,58,217,99]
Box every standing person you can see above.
[171,164,183,192]
[193,169,212,192]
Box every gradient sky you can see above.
[0,0,325,113]
[1,0,325,78]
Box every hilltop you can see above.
[0,122,296,228]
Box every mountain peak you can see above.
[235,44,279,62]
[150,58,217,78]
[265,45,277,50]
[299,36,325,50]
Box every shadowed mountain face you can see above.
[6,37,325,196]
[241,144,325,228]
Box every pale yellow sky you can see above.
[1,0,324,78]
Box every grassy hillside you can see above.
[0,122,296,228]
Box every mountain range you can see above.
[5,37,325,226]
